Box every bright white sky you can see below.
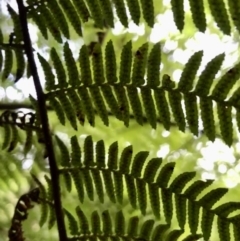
[1,0,240,187]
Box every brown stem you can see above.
[15,1,67,240]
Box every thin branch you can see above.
[15,1,67,240]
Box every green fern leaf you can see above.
[8,125,19,152]
[79,45,93,85]
[38,53,56,91]
[38,4,62,43]
[151,224,170,241]
[50,48,67,88]
[92,43,104,84]
[139,0,154,27]
[127,216,139,237]
[184,180,214,199]
[198,188,228,209]
[58,0,82,36]
[1,124,11,150]
[212,63,240,100]
[208,0,231,35]
[99,0,114,27]
[143,158,162,183]
[105,40,117,84]
[195,53,225,96]
[57,92,77,130]
[119,145,133,174]
[119,41,132,84]
[217,217,230,241]
[136,178,147,214]
[46,0,70,38]
[141,88,157,129]
[102,210,112,235]
[154,89,171,130]
[55,135,70,166]
[71,170,85,203]
[162,188,173,224]
[171,0,184,31]
[84,135,94,167]
[2,48,13,80]
[214,202,240,217]
[125,175,137,208]
[139,220,154,240]
[125,0,141,25]
[188,0,206,32]
[44,176,55,228]
[7,5,23,42]
[63,42,80,87]
[101,86,122,120]
[48,95,65,125]
[227,0,240,33]
[85,0,104,28]
[91,169,104,203]
[89,86,109,126]
[114,172,123,204]
[175,194,187,229]
[178,51,203,92]
[127,86,143,125]
[200,98,215,141]
[102,170,116,203]
[68,89,85,125]
[24,128,33,155]
[201,209,214,241]
[82,169,94,201]
[132,43,148,86]
[168,90,186,131]
[14,49,25,82]
[217,104,233,146]
[64,209,79,236]
[76,206,90,234]
[96,140,106,168]
[184,94,198,136]
[108,141,118,170]
[233,222,240,241]
[148,183,160,219]
[112,0,128,27]
[28,7,48,39]
[78,87,95,126]
[188,201,200,234]
[31,174,48,227]
[156,162,175,188]
[147,43,161,87]
[114,86,130,126]
[91,210,101,234]
[131,151,149,178]
[169,172,196,193]
[115,210,125,235]
[72,0,90,22]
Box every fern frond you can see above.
[227,0,240,33]
[2,48,13,80]
[178,51,203,92]
[50,47,68,88]
[85,0,104,28]
[125,0,141,25]
[105,40,117,84]
[58,0,82,37]
[14,49,25,82]
[112,0,128,27]
[38,53,56,91]
[64,208,79,236]
[72,0,90,22]
[92,43,104,84]
[208,0,231,35]
[99,0,114,27]
[188,0,206,32]
[63,42,80,87]
[171,0,184,31]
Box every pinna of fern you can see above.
[36,38,240,146]
[29,135,240,241]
